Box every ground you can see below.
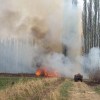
[69,82,100,100]
[0,76,100,100]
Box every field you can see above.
[0,76,100,100]
[0,77,37,90]
[0,76,72,100]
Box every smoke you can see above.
[83,48,100,72]
[0,0,99,78]
[43,53,82,78]
[0,0,64,73]
[35,0,83,77]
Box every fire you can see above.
[35,67,59,77]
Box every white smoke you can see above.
[37,47,100,78]
[0,0,64,73]
[83,48,100,71]
[0,0,83,75]
[0,0,99,78]
[43,53,83,78]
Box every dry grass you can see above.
[43,82,62,100]
[93,85,100,94]
[43,79,73,100]
[0,77,35,90]
[0,78,59,100]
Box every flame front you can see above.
[35,69,42,76]
[35,67,59,77]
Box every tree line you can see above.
[83,0,100,53]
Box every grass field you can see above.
[44,79,73,100]
[0,77,40,90]
[0,77,100,100]
[0,77,72,100]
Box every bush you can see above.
[89,67,100,83]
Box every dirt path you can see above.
[69,82,100,100]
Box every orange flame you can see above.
[35,67,59,77]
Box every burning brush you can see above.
[35,67,60,77]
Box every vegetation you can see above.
[83,0,100,53]
[0,78,65,100]
[0,77,73,100]
[59,80,73,100]
[0,77,39,90]
[89,68,100,83]
[0,77,33,90]
[43,79,73,100]
[94,85,100,94]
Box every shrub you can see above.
[89,67,100,83]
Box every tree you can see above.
[83,0,88,53]
[83,0,100,53]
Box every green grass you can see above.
[0,77,40,90]
[60,80,73,100]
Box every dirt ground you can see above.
[69,82,100,100]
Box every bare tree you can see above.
[83,0,88,53]
[83,0,100,53]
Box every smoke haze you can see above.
[0,0,99,78]
[0,0,64,73]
